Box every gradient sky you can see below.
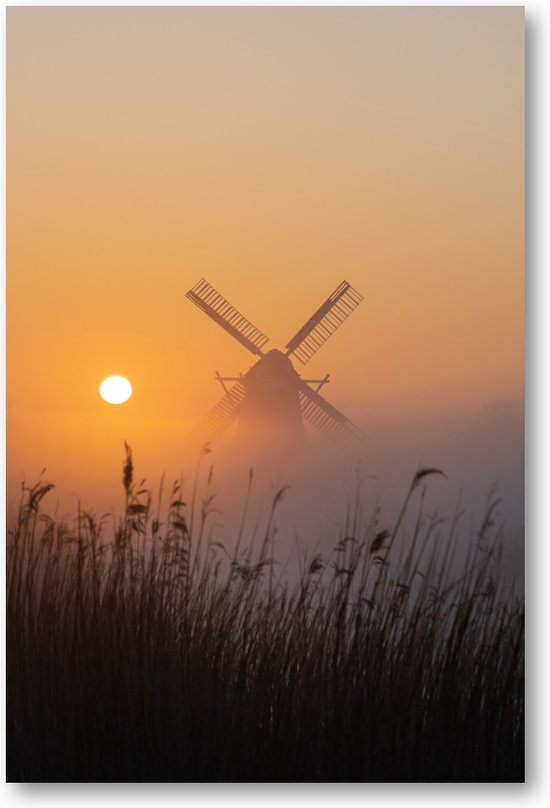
[7,6,524,522]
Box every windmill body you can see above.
[235,349,307,453]
[186,278,364,461]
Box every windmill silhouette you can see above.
[186,278,364,453]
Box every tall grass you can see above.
[7,448,524,782]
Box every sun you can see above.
[100,375,133,404]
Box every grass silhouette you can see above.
[7,447,524,782]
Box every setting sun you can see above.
[99,375,132,404]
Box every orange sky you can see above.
[6,7,524,517]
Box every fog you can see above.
[7,393,523,595]
[200,399,523,580]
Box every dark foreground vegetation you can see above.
[7,448,524,782]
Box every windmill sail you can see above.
[186,278,269,356]
[191,381,245,439]
[285,281,363,365]
[298,382,364,440]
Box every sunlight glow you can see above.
[99,376,132,405]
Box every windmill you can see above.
[186,278,364,455]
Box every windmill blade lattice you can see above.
[285,281,363,365]
[298,382,364,440]
[186,278,269,356]
[191,381,245,439]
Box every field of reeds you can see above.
[7,445,524,782]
